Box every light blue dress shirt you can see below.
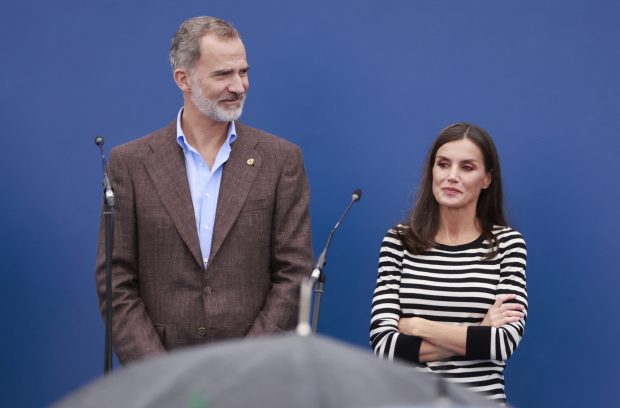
[176,108,237,268]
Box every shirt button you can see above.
[204,225,210,230]
[205,193,210,198]
[197,326,207,336]
[203,286,213,295]
[203,258,208,264]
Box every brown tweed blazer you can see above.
[95,121,313,364]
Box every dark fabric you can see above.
[395,333,423,363]
[54,334,497,408]
[466,326,492,359]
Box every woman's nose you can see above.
[447,166,459,182]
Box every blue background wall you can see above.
[1,1,619,407]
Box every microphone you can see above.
[310,188,362,283]
[95,136,115,208]
[95,136,116,373]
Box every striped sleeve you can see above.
[466,228,528,361]
[370,230,422,363]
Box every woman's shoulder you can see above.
[386,223,411,236]
[391,223,408,231]
[491,225,527,249]
[382,225,407,244]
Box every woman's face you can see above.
[432,138,491,212]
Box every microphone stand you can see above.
[95,136,115,374]
[309,189,361,333]
[103,199,113,374]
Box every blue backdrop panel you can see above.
[1,1,618,407]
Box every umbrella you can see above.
[53,334,497,408]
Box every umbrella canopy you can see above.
[54,334,497,408]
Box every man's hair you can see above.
[170,16,240,70]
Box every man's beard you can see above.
[190,80,245,123]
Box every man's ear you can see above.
[173,68,192,92]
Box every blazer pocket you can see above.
[244,197,270,211]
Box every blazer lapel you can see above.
[144,122,203,268]
[209,124,261,264]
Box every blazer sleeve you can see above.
[94,148,166,364]
[247,144,313,335]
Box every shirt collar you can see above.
[176,107,237,153]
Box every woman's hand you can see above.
[481,294,525,327]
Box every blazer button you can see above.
[203,286,213,295]
[197,326,207,336]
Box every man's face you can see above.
[188,35,249,122]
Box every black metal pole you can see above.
[311,278,324,333]
[96,136,115,374]
[309,189,361,333]
[103,204,113,374]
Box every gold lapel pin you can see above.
[247,158,255,166]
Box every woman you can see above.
[370,123,527,404]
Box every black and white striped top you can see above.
[370,226,527,403]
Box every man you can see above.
[95,16,313,364]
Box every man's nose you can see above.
[228,74,247,94]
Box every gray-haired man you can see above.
[95,16,312,364]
